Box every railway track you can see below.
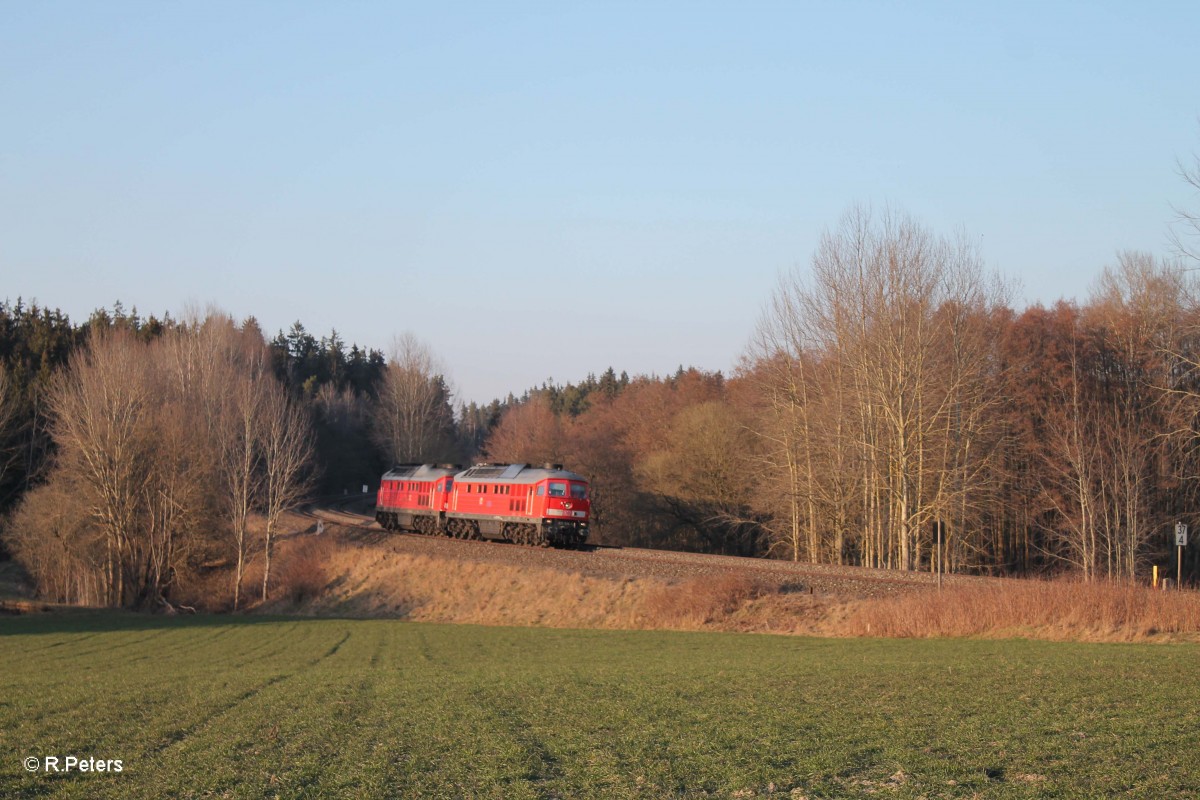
[299,493,380,528]
[307,499,994,599]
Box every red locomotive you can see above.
[375,463,590,548]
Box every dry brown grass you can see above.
[283,545,650,629]
[238,526,1200,644]
[275,537,334,604]
[839,577,1200,642]
[641,574,765,629]
[267,541,835,635]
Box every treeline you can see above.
[3,318,313,608]
[0,301,390,507]
[0,305,461,608]
[744,210,1200,580]
[483,211,1200,583]
[6,202,1200,607]
[0,301,631,608]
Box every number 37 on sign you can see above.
[1176,522,1188,547]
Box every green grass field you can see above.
[1,615,1197,799]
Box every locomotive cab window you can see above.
[548,482,567,497]
[537,485,544,497]
[570,483,587,499]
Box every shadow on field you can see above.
[0,610,360,637]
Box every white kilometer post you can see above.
[1175,522,1188,589]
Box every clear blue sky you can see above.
[2,2,1198,403]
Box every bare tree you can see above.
[5,480,105,605]
[1087,253,1190,577]
[171,312,275,610]
[3,310,317,609]
[745,315,824,562]
[259,382,314,600]
[46,330,153,606]
[1170,138,1200,264]
[221,367,266,610]
[747,206,1009,571]
[373,333,457,464]
[1038,337,1105,580]
[136,346,203,609]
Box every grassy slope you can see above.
[1,615,1198,799]
[257,533,1200,643]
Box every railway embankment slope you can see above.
[260,519,1200,643]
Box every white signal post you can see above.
[1175,522,1188,589]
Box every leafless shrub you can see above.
[276,537,334,605]
[3,481,105,605]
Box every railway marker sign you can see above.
[1176,522,1188,588]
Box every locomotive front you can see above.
[537,466,591,547]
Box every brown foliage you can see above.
[841,578,1200,641]
[482,368,754,551]
[482,394,564,464]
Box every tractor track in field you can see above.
[310,499,998,600]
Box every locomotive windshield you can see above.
[548,481,567,497]
[570,483,587,499]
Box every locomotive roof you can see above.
[456,463,587,483]
[382,463,460,481]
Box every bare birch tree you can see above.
[748,206,1008,571]
[259,382,314,600]
[373,332,457,464]
[1088,253,1189,577]
[221,366,266,610]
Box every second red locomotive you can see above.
[375,463,590,548]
